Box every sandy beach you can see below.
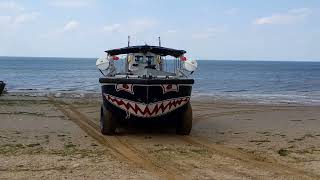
[1,94,320,179]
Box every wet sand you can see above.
[1,94,320,179]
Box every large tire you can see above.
[176,102,192,135]
[100,105,116,135]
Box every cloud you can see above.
[40,20,80,38]
[254,8,311,25]
[192,27,226,39]
[128,18,157,34]
[0,12,39,27]
[49,0,92,8]
[103,24,121,33]
[14,12,39,24]
[167,30,177,33]
[0,2,24,11]
[0,2,38,28]
[224,8,238,15]
[0,16,12,25]
[62,20,79,32]
[128,18,156,30]
[102,18,157,34]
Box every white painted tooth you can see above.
[127,101,134,108]
[158,107,165,116]
[117,98,126,110]
[128,107,136,115]
[162,104,169,114]
[162,100,170,111]
[163,99,170,106]
[136,110,143,117]
[148,103,157,114]
[169,99,176,108]
[139,103,146,112]
[121,98,128,104]
[129,102,139,116]
[136,103,146,117]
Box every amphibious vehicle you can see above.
[96,38,197,135]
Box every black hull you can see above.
[100,78,194,121]
[0,81,5,96]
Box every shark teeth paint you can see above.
[104,93,190,118]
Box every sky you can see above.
[0,0,319,61]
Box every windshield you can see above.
[135,55,144,64]
[146,56,154,65]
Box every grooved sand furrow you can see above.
[48,97,182,180]
[49,97,320,179]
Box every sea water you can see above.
[1,57,320,104]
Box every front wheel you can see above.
[100,105,116,135]
[176,102,192,135]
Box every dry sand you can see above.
[1,94,320,179]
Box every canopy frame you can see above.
[105,45,186,58]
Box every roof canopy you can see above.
[105,45,186,58]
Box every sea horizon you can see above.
[1,56,319,63]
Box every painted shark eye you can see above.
[115,84,134,94]
[122,84,129,89]
[161,84,179,94]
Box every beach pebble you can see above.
[72,163,80,168]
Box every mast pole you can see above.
[125,36,130,73]
[158,36,163,71]
[158,36,161,47]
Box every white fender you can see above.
[183,59,198,72]
[96,56,110,70]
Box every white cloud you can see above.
[0,2,38,28]
[254,8,311,25]
[40,20,80,38]
[0,12,39,27]
[0,2,24,11]
[102,18,157,35]
[49,0,92,8]
[224,8,238,15]
[206,27,225,33]
[103,24,121,33]
[127,18,157,34]
[0,15,12,25]
[167,29,177,33]
[192,27,226,39]
[14,12,39,24]
[62,20,79,32]
[128,18,156,30]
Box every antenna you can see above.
[158,36,161,47]
[127,36,130,47]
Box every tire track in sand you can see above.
[181,136,320,179]
[68,102,258,179]
[67,102,274,179]
[117,135,258,180]
[48,97,183,180]
[66,103,187,180]
[193,109,264,126]
[52,98,319,179]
